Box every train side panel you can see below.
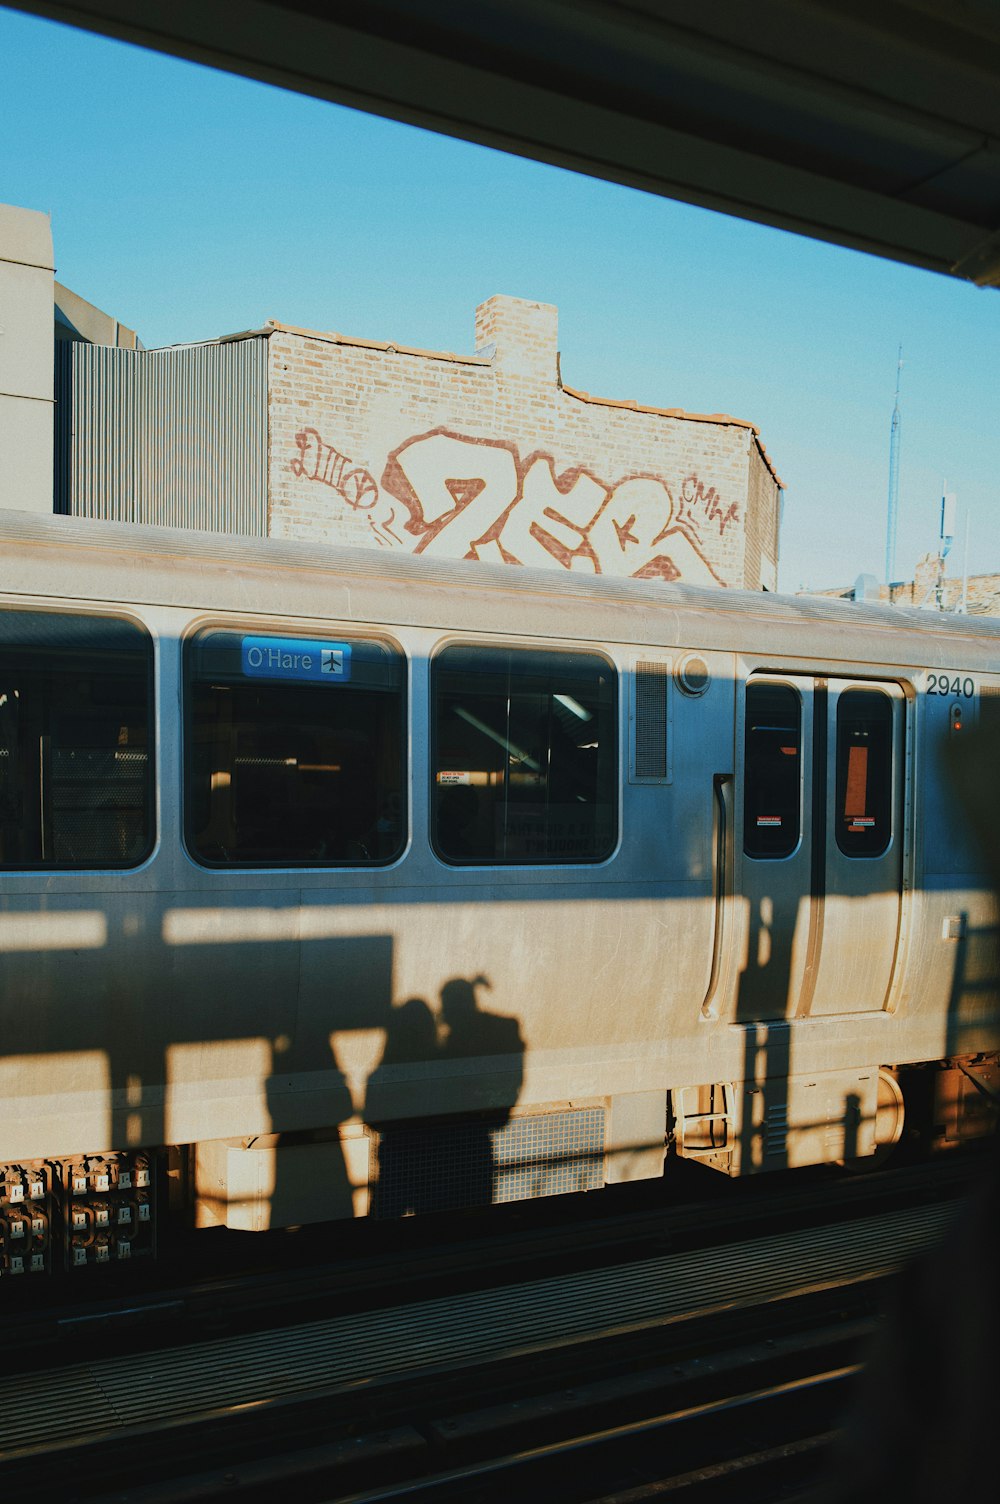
[0,514,997,1262]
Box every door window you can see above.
[835,688,893,857]
[744,681,801,859]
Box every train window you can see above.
[186,630,405,866]
[744,682,801,859]
[432,645,617,864]
[835,689,893,857]
[0,610,152,869]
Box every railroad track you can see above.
[4,1153,974,1360]
[327,1352,856,1504]
[0,1164,972,1504]
[78,1319,859,1504]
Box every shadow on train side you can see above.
[729,902,1000,1177]
[731,907,866,1170]
[0,873,993,1224]
[0,910,535,1231]
[945,919,1000,1054]
[364,975,526,1217]
[0,925,398,1227]
[260,936,387,1229]
[2,666,1000,1230]
[735,893,794,1175]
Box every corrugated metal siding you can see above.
[52,342,74,515]
[54,339,268,535]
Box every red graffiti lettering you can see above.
[681,473,739,535]
[292,428,379,511]
[291,426,729,586]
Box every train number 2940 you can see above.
[927,672,975,697]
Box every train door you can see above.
[738,674,905,1020]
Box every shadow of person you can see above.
[370,996,440,1081]
[439,973,524,1069]
[364,977,525,1218]
[263,1019,355,1228]
[365,997,442,1217]
[438,974,524,1209]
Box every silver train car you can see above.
[0,512,997,1273]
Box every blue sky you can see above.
[3,6,998,592]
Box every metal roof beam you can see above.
[9,0,1000,283]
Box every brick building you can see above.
[57,297,782,590]
[267,296,782,590]
[4,202,783,586]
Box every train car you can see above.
[0,510,997,1274]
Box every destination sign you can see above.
[241,636,352,684]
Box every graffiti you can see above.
[291,425,728,586]
[292,428,379,511]
[371,507,404,548]
[681,473,739,535]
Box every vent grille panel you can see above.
[634,661,669,780]
[370,1108,606,1219]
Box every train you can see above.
[0,509,997,1275]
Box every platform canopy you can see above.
[11,0,1000,285]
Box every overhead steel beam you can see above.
[8,0,1000,284]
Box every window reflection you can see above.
[432,645,617,864]
[187,631,404,866]
[0,611,152,868]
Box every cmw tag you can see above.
[241,636,353,684]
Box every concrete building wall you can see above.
[268,296,782,590]
[0,203,54,515]
[54,280,141,349]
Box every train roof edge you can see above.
[2,508,999,645]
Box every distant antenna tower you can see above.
[884,346,903,583]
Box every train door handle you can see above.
[702,774,733,1018]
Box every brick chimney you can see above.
[475,295,558,387]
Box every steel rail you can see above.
[327,1365,859,1504]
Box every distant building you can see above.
[803,553,1000,616]
[4,201,784,591]
[1,203,139,518]
[1,204,56,517]
[889,554,1000,615]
